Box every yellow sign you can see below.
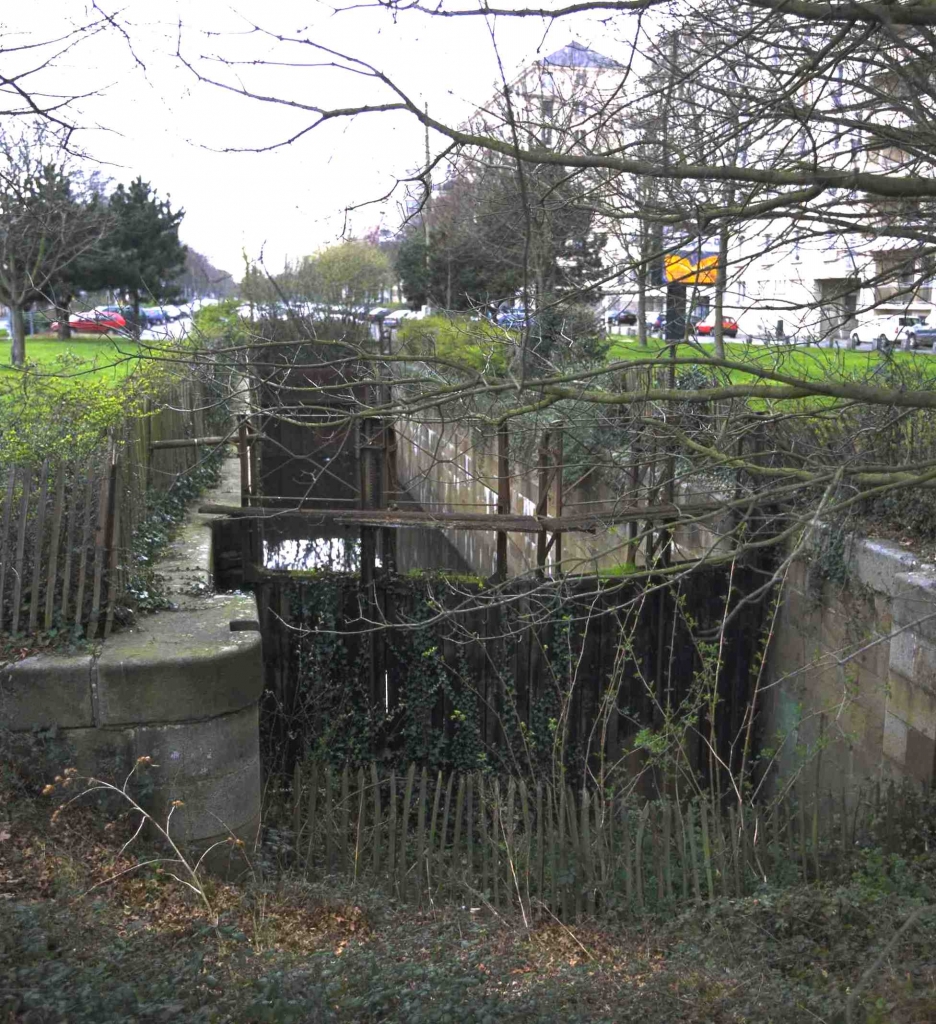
[664,251,719,286]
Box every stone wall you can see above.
[765,538,936,792]
[393,417,640,576]
[1,457,263,869]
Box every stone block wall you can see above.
[766,538,936,791]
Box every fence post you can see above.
[496,423,510,581]
[0,468,16,634]
[536,428,551,577]
[27,461,50,634]
[11,466,32,635]
[553,426,564,574]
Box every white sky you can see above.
[2,1,630,278]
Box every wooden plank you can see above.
[742,810,756,893]
[699,800,715,901]
[44,463,66,630]
[771,801,782,883]
[479,776,490,904]
[438,772,454,898]
[536,781,545,904]
[634,802,648,912]
[839,787,848,864]
[561,782,577,921]
[651,805,665,904]
[606,791,617,905]
[811,789,821,882]
[292,762,303,858]
[416,766,428,901]
[27,461,50,634]
[88,447,114,638]
[798,797,809,882]
[59,470,81,626]
[519,779,532,909]
[784,797,796,865]
[676,803,689,899]
[0,467,17,634]
[593,793,607,912]
[371,763,382,877]
[324,766,334,874]
[305,763,319,876]
[580,787,594,916]
[103,451,122,639]
[712,811,728,896]
[354,766,365,883]
[197,502,725,532]
[388,772,397,889]
[729,805,742,896]
[663,800,674,902]
[503,779,517,910]
[466,775,475,894]
[621,805,633,908]
[686,803,702,903]
[548,785,559,916]
[340,766,350,876]
[73,468,95,626]
[11,466,32,635]
[400,764,416,901]
[452,775,465,899]
[491,779,500,910]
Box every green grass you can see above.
[0,334,143,384]
[605,337,936,387]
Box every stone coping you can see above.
[2,456,262,733]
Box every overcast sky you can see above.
[3,1,628,278]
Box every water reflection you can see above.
[262,525,366,572]
[259,510,475,575]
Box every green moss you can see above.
[404,568,486,587]
[597,561,638,578]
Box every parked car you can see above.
[141,306,167,327]
[647,312,704,336]
[50,309,128,334]
[901,318,936,349]
[695,313,740,338]
[847,314,925,350]
[606,309,638,326]
[496,306,536,329]
[384,309,424,329]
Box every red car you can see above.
[695,315,739,338]
[50,310,128,334]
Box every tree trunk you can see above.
[57,294,73,340]
[131,290,141,340]
[637,216,648,347]
[713,213,730,361]
[10,305,26,366]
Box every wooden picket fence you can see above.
[290,762,924,918]
[0,383,206,639]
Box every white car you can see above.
[847,314,925,350]
[384,309,424,329]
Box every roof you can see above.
[541,41,621,69]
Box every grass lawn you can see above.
[0,334,144,385]
[605,337,936,389]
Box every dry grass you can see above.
[1,776,934,1024]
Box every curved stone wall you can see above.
[0,457,263,868]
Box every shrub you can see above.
[397,315,510,374]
